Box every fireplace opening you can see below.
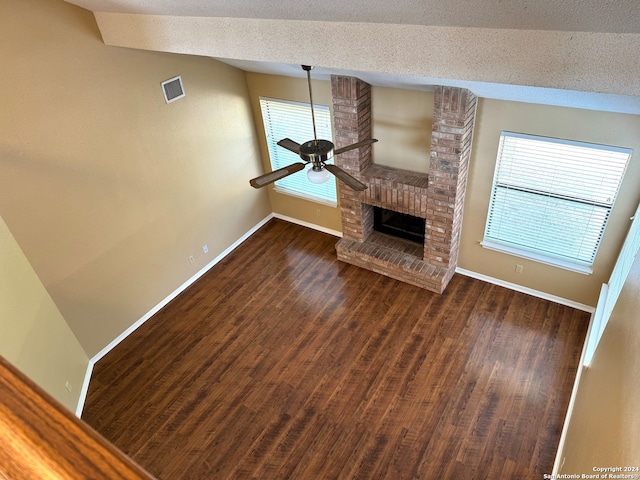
[373,207,425,244]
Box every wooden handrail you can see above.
[0,356,155,479]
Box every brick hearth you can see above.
[332,75,477,293]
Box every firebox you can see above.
[373,207,426,245]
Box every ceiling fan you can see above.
[249,65,377,192]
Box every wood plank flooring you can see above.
[83,219,589,479]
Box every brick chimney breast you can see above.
[332,77,477,294]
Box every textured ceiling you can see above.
[66,0,640,114]
[66,0,640,33]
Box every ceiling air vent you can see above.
[161,75,185,104]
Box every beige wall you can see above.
[0,0,270,357]
[0,215,88,412]
[371,86,433,174]
[246,74,640,307]
[459,99,640,307]
[558,251,640,473]
[245,74,434,231]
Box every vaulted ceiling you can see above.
[66,0,640,113]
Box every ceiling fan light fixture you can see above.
[307,165,332,184]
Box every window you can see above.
[259,97,337,205]
[482,131,631,273]
[585,202,640,366]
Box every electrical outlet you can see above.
[188,255,195,264]
[203,245,208,254]
[515,264,524,273]
[316,209,322,217]
[65,381,72,393]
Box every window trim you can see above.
[480,240,593,274]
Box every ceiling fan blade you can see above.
[249,162,306,188]
[334,138,378,156]
[324,164,367,191]
[277,138,302,154]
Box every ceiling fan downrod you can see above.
[298,65,334,169]
[302,65,318,144]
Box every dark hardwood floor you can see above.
[83,219,589,479]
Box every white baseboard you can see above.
[75,214,274,417]
[273,213,342,238]
[455,267,595,313]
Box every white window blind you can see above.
[483,132,631,272]
[259,97,337,205]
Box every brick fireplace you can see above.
[332,75,477,293]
